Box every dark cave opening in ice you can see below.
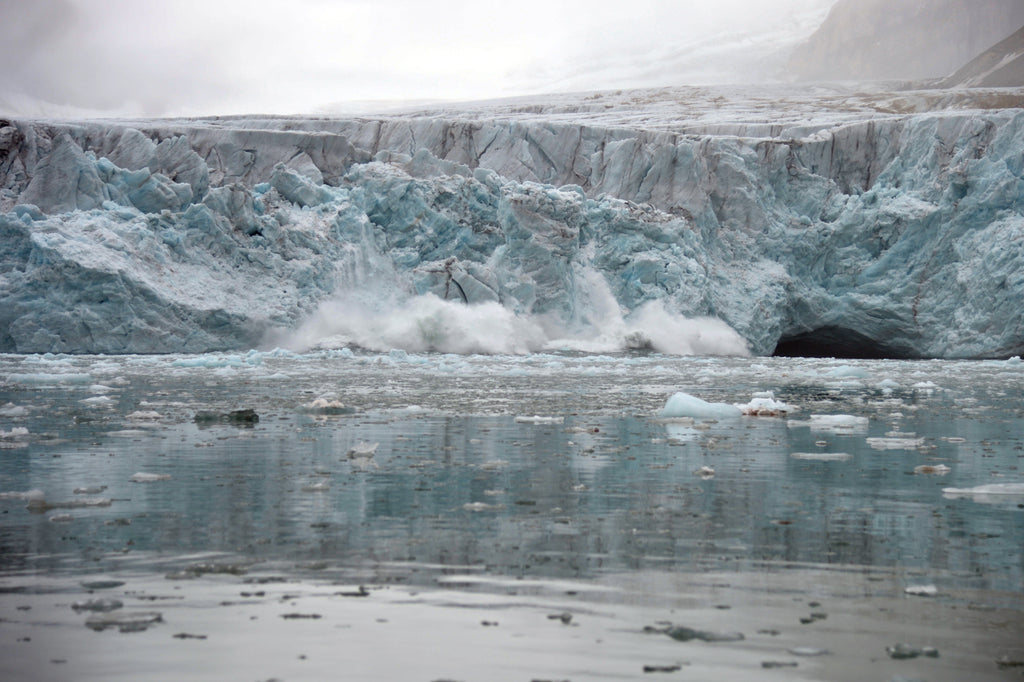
[772,326,912,360]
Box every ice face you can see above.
[1,87,1023,357]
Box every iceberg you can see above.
[1,85,1023,358]
[942,483,1024,503]
[661,392,743,420]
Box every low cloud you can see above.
[0,0,836,117]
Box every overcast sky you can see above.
[0,0,835,117]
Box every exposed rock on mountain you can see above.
[788,0,1024,81]
[941,24,1024,87]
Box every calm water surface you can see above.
[1,351,1022,680]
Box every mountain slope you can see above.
[941,24,1024,87]
[787,0,1024,81]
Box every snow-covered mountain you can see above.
[2,83,1023,358]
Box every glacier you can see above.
[1,84,1023,358]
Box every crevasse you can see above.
[0,96,1021,357]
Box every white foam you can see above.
[614,300,751,356]
[281,287,749,357]
[284,294,546,355]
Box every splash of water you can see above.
[278,292,749,357]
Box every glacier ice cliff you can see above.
[1,85,1022,357]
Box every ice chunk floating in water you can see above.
[942,483,1024,504]
[661,393,743,419]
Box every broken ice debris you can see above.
[665,626,744,642]
[85,611,162,633]
[130,472,171,483]
[787,414,869,433]
[0,427,30,448]
[904,585,938,597]
[824,365,869,379]
[790,452,852,461]
[81,580,125,590]
[193,409,259,425]
[72,598,123,613]
[661,393,742,419]
[301,480,331,492]
[913,464,951,475]
[735,391,792,416]
[346,441,379,459]
[0,489,45,503]
[126,410,161,421]
[866,437,926,450]
[462,502,504,512]
[302,398,353,414]
[942,483,1024,503]
[0,403,29,417]
[166,562,249,579]
[26,496,112,512]
[886,643,939,659]
[514,415,564,424]
[643,664,683,673]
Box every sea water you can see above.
[0,351,1022,681]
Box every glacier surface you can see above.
[1,84,1022,357]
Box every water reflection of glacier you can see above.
[0,351,1022,594]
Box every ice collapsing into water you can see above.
[282,270,750,355]
[1,92,1023,357]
